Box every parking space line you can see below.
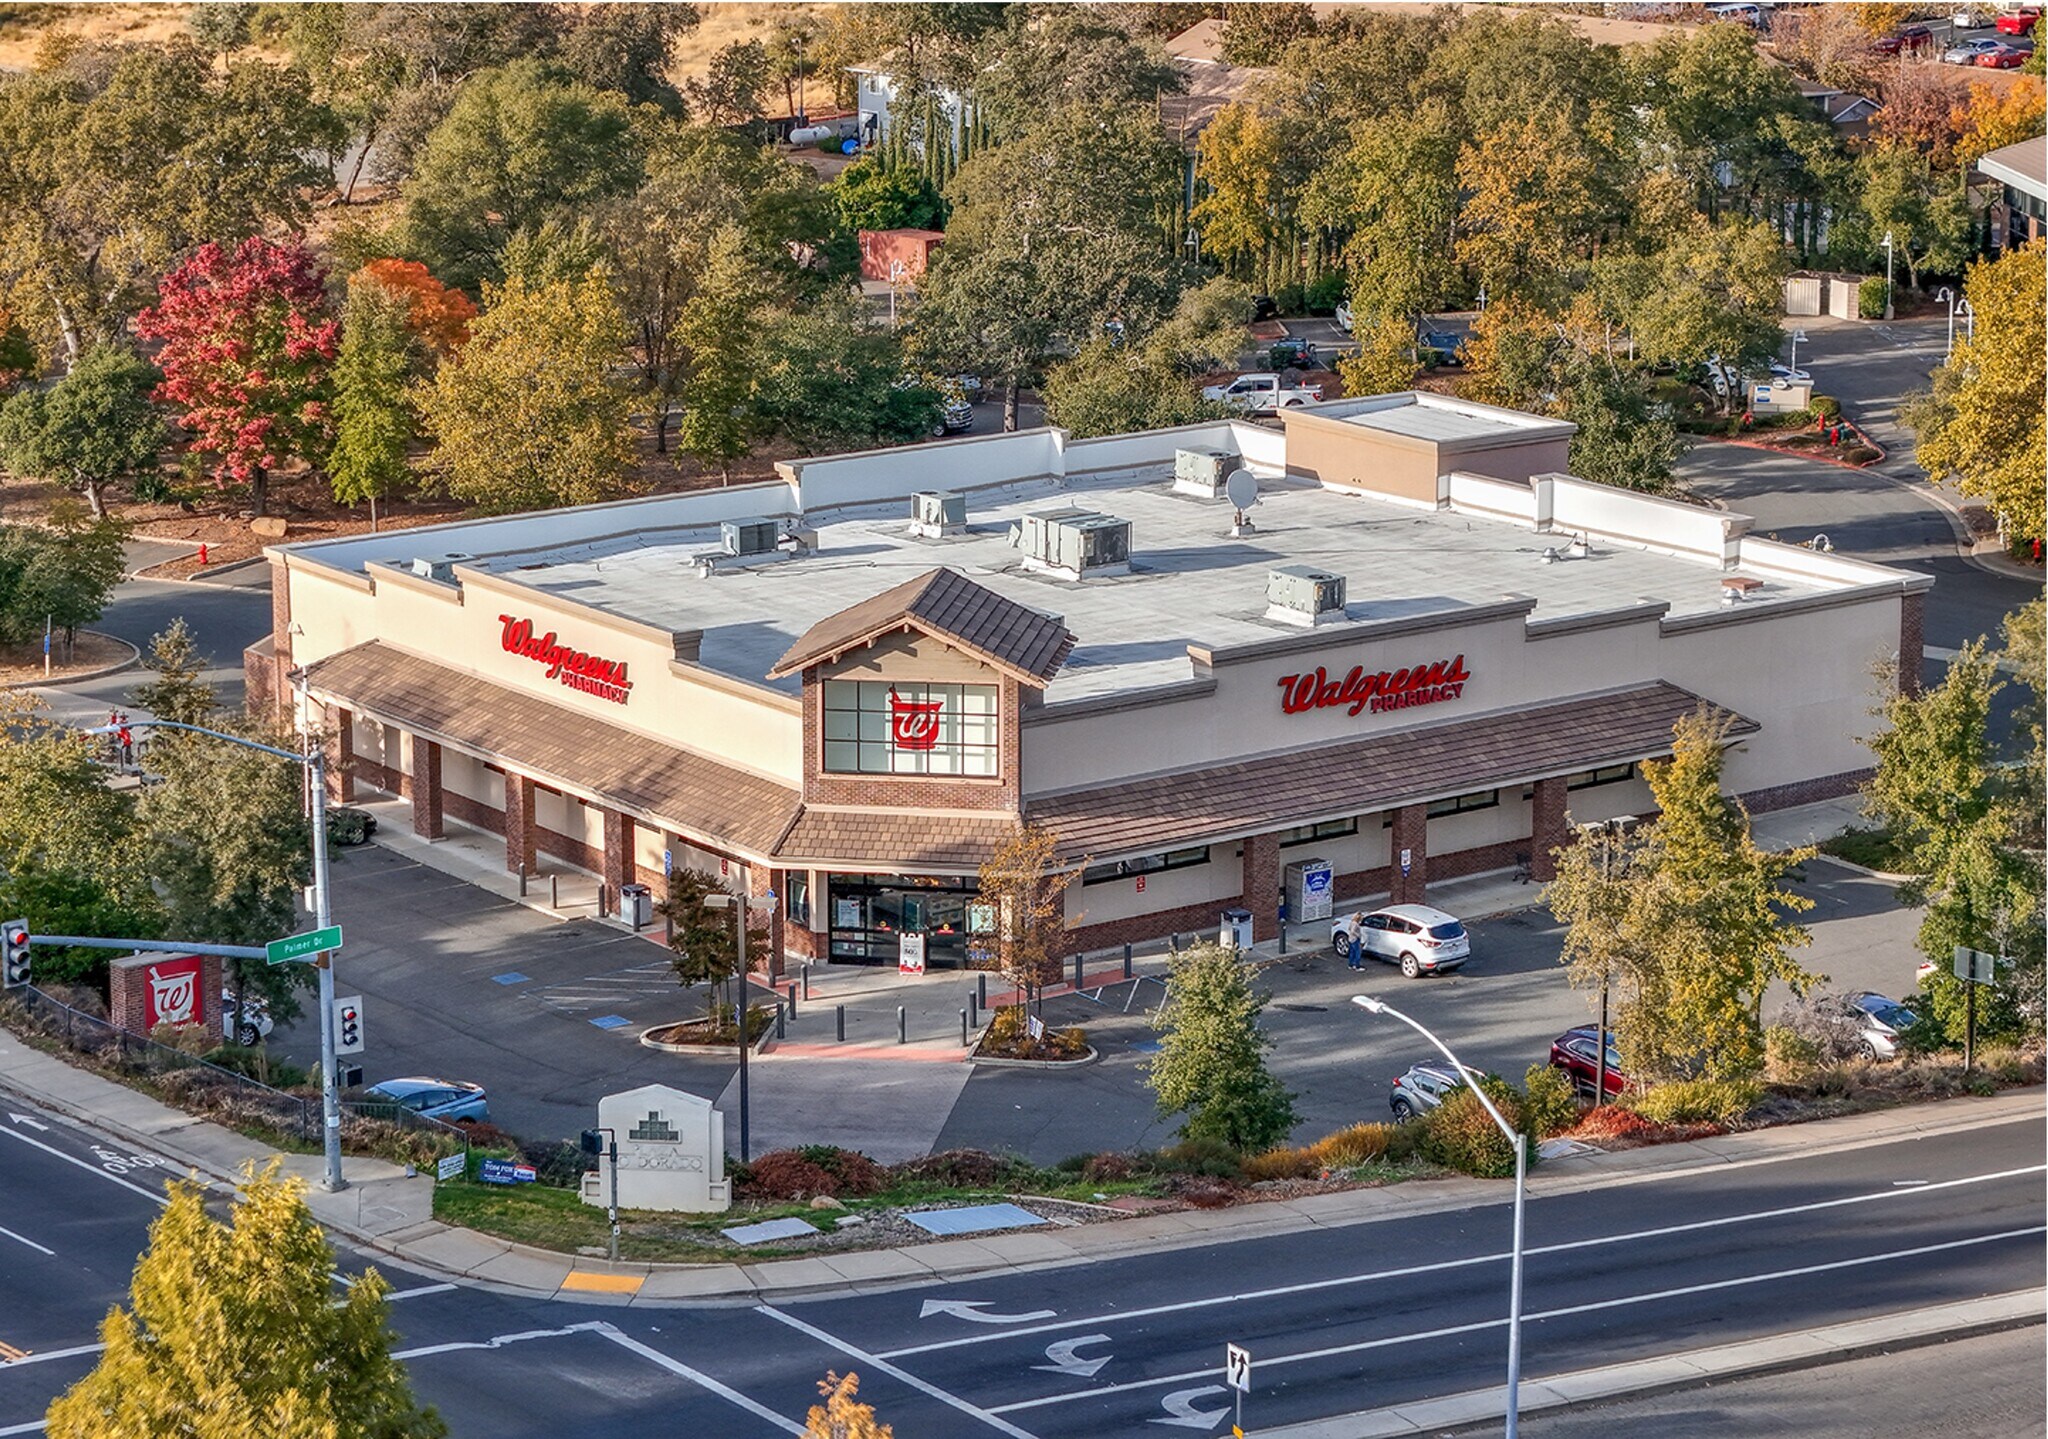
[881,1162,2046,1358]
[0,1342,105,1370]
[0,1128,169,1206]
[758,1305,1041,1439]
[0,1226,52,1256]
[595,1327,805,1435]
[987,1226,2046,1415]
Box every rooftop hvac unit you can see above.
[721,519,781,557]
[1265,565,1347,627]
[910,490,967,539]
[1172,447,1240,499]
[1018,507,1132,580]
[409,553,472,583]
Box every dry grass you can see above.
[0,4,195,70]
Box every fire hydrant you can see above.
[197,543,208,566]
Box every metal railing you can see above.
[2,985,468,1161]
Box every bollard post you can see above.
[968,991,978,1028]
[549,874,559,909]
[1124,943,1134,979]
[961,1007,970,1047]
[1073,954,1084,993]
[519,870,529,899]
[897,1005,907,1045]
[785,982,797,1020]
[802,964,811,1002]
[836,1004,845,1042]
[776,1002,786,1040]
[978,971,988,1008]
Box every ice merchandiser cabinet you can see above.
[1285,858,1334,923]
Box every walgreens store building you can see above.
[252,393,1928,970]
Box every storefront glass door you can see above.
[828,874,977,967]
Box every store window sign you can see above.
[497,615,633,705]
[1277,655,1471,719]
[888,689,943,750]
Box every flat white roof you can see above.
[479,470,1834,703]
[1342,404,1522,444]
[1326,392,1573,447]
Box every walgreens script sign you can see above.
[1278,654,1471,719]
[142,955,205,1030]
[498,615,634,705]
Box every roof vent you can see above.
[1016,507,1131,581]
[1172,447,1240,499]
[1265,566,1347,627]
[409,553,471,583]
[910,490,967,539]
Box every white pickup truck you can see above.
[1202,372,1324,416]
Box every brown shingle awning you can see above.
[1027,682,1754,861]
[774,807,1019,872]
[767,567,1075,687]
[302,642,800,859]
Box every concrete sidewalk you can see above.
[3,1009,2036,1307]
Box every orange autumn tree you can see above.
[354,259,478,357]
[1954,77,2046,161]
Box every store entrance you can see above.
[827,873,979,967]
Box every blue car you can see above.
[361,1076,489,1124]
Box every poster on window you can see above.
[834,898,862,930]
[898,932,927,975]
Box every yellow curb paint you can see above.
[561,1272,644,1294]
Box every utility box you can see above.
[911,490,967,538]
[1284,858,1335,923]
[1266,567,1347,627]
[1173,447,1239,499]
[1219,907,1255,951]
[1018,508,1132,579]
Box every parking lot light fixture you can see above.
[1350,994,1527,1439]
[704,891,776,1161]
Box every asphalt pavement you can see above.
[0,1092,2038,1438]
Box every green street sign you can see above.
[267,925,343,966]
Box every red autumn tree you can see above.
[352,259,478,358]
[135,237,338,518]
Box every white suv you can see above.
[1332,904,1472,978]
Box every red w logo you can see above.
[888,690,943,750]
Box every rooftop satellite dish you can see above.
[1225,468,1260,535]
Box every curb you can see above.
[1708,432,1885,473]
[0,631,141,690]
[1263,1289,2046,1438]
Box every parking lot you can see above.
[274,836,1924,1163]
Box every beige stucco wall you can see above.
[1286,413,1442,505]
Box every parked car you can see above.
[361,1077,489,1124]
[1767,360,1812,383]
[221,990,272,1047]
[1995,7,2039,34]
[1953,7,1990,27]
[1334,300,1354,334]
[1832,991,1921,1059]
[1707,2,1766,28]
[1331,904,1471,978]
[1418,328,1465,365]
[1251,293,1279,322]
[1201,371,1325,415]
[1871,22,1934,53]
[1549,1026,1629,1100]
[1390,1060,1465,1121]
[1266,337,1321,370]
[1976,41,2030,64]
[1942,36,2005,61]
[935,389,975,435]
[326,805,378,847]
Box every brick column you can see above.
[504,772,536,875]
[324,706,354,803]
[1240,832,1280,941]
[1390,804,1429,906]
[749,865,786,978]
[410,738,444,840]
[1530,777,1569,882]
[1899,588,1926,697]
[601,808,631,916]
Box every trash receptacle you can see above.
[1220,907,1255,951]
[621,883,652,929]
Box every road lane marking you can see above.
[986,1226,2046,1414]
[881,1162,2047,1358]
[385,1283,458,1301]
[0,1226,52,1256]
[758,1304,1043,1439]
[0,1421,43,1435]
[0,1127,168,1206]
[0,1342,106,1370]
[595,1327,806,1435]
[394,1320,610,1360]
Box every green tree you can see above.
[1146,941,1298,1151]
[1845,147,1975,292]
[417,268,637,513]
[551,3,699,113]
[1454,104,1626,312]
[752,292,940,454]
[329,275,416,521]
[129,618,215,727]
[1192,103,1284,281]
[674,227,770,481]
[1304,99,1462,327]
[399,59,644,291]
[1219,2,1319,66]
[0,343,164,518]
[1635,24,1824,219]
[1865,641,2044,1046]
[1554,354,1684,493]
[658,867,767,1029]
[1459,297,1557,410]
[1905,242,2045,545]
[687,40,770,126]
[1617,217,1787,413]
[1043,275,1250,437]
[1548,711,1817,1081]
[1336,314,1421,399]
[829,158,945,234]
[7,506,128,660]
[46,1163,444,1439]
[970,825,1075,1017]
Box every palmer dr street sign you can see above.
[267,925,343,966]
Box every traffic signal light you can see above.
[580,1129,605,1157]
[333,995,364,1055]
[2,920,29,988]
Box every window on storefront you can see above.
[1568,762,1636,790]
[1081,846,1211,886]
[1424,789,1499,819]
[1280,818,1358,847]
[821,680,1000,776]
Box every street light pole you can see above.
[1935,287,1956,358]
[1881,231,1895,320]
[88,714,345,1191]
[1353,995,1526,1438]
[1959,297,1974,343]
[705,891,775,1161]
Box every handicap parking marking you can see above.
[589,1015,633,1031]
[527,959,681,1015]
[491,972,531,986]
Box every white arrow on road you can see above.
[918,1299,1057,1324]
[1032,1333,1112,1379]
[7,1113,48,1132]
[1150,1385,1230,1429]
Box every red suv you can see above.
[1872,23,1934,53]
[1996,9,2039,34]
[1548,1027,1630,1101]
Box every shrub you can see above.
[1841,444,1880,464]
[1272,282,1305,316]
[738,1149,838,1199]
[1628,1078,1763,1125]
[1808,393,1842,419]
[1054,1026,1089,1057]
[1307,1123,1394,1168]
[890,1149,1022,1190]
[523,1139,591,1189]
[1569,1104,1668,1144]
[1774,993,1868,1063]
[1521,1064,1580,1137]
[1858,276,1887,319]
[1155,1137,1243,1178]
[796,1144,888,1196]
[1081,1151,1141,1182]
[1304,272,1346,314]
[1420,1083,1528,1178]
[1764,1025,1822,1083]
[1242,1146,1319,1182]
